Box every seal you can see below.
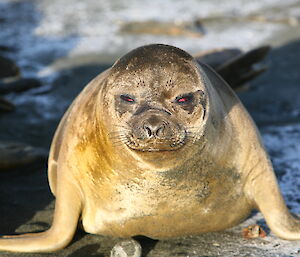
[0,44,299,254]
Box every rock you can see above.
[119,20,203,37]
[195,46,271,90]
[110,239,142,257]
[242,224,267,239]
[0,97,15,113]
[216,46,270,89]
[0,55,20,79]
[195,13,300,27]
[0,142,48,172]
[0,78,42,94]
[0,45,16,52]
[194,48,242,70]
[246,15,300,27]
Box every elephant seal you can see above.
[0,44,299,254]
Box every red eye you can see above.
[176,94,193,104]
[177,97,188,103]
[120,94,135,103]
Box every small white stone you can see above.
[110,239,142,257]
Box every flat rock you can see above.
[0,97,15,113]
[195,46,271,90]
[194,48,242,69]
[0,142,47,172]
[0,78,42,94]
[119,20,203,37]
[0,45,15,52]
[0,55,19,79]
[239,40,300,126]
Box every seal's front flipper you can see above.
[0,180,81,252]
[246,165,300,240]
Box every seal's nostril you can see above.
[145,126,152,137]
[156,126,164,137]
[143,116,167,138]
[143,124,165,138]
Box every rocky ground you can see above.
[0,0,300,256]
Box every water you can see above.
[262,124,300,213]
[1,0,300,78]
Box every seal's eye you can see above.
[120,94,135,103]
[175,93,194,104]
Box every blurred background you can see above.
[0,0,300,256]
[1,0,300,146]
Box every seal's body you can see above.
[0,44,299,253]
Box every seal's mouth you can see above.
[109,113,190,152]
[123,130,187,152]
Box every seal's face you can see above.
[105,44,208,153]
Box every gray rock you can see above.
[0,45,15,52]
[0,142,47,172]
[0,97,15,113]
[0,55,19,79]
[110,239,142,257]
[195,46,270,90]
[119,20,203,38]
[0,78,42,94]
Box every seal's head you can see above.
[103,44,209,158]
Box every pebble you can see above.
[110,239,142,257]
